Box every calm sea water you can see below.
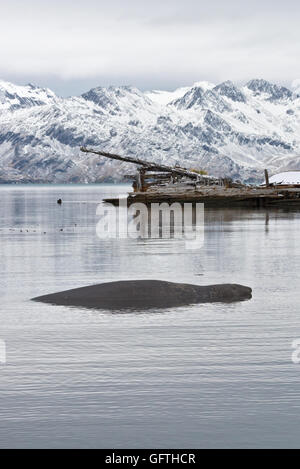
[1,184,300,449]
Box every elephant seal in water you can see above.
[32,280,252,310]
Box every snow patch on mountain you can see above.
[145,86,190,105]
[0,80,57,112]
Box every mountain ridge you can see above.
[0,78,299,184]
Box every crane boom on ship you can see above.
[80,146,217,182]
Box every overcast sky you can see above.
[0,0,299,96]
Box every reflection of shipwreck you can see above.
[80,147,300,208]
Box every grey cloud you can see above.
[0,0,299,95]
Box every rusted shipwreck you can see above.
[80,147,300,208]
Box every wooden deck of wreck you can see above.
[104,185,300,208]
[80,147,300,209]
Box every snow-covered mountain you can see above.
[0,78,300,183]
